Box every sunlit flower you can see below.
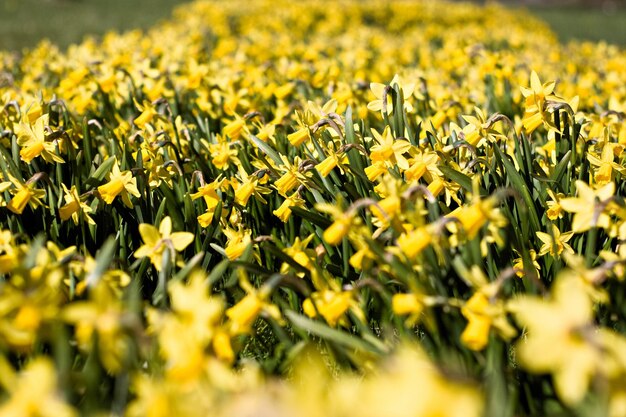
[97,158,141,207]
[59,184,95,225]
[134,216,194,271]
[536,224,574,257]
[16,114,64,164]
[369,126,411,170]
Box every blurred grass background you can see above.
[530,6,626,44]
[0,0,188,51]
[0,0,624,51]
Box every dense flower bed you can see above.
[1,1,626,415]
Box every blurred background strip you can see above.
[0,0,624,51]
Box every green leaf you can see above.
[550,150,571,191]
[290,206,332,228]
[262,242,311,278]
[86,236,117,288]
[493,145,540,232]
[173,252,205,282]
[207,258,231,286]
[87,156,116,185]
[285,311,385,355]
[249,133,282,165]
[439,165,474,194]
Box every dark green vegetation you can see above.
[530,6,626,45]
[0,0,188,51]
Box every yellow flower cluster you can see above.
[1,0,626,415]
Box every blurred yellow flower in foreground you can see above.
[0,358,77,417]
[510,273,626,406]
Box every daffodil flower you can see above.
[133,99,159,129]
[461,289,516,351]
[520,71,558,134]
[190,178,223,227]
[97,159,141,208]
[273,192,305,223]
[280,235,315,274]
[232,168,271,206]
[369,126,411,170]
[6,174,46,215]
[536,224,574,257]
[222,226,252,260]
[59,184,95,225]
[209,135,238,170]
[510,274,618,405]
[226,273,281,335]
[392,292,425,326]
[367,74,414,115]
[63,283,129,374]
[546,189,565,220]
[512,249,540,278]
[16,114,64,164]
[287,127,310,146]
[222,117,246,140]
[559,180,614,233]
[134,216,194,271]
[587,142,626,186]
[316,201,360,246]
[404,149,440,182]
[274,155,310,196]
[0,358,77,417]
[397,226,433,258]
[303,288,363,327]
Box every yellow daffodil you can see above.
[226,273,281,335]
[559,180,614,233]
[303,288,362,327]
[134,216,194,271]
[6,174,46,215]
[59,184,95,225]
[392,292,425,326]
[369,126,411,170]
[209,135,238,170]
[520,71,558,134]
[281,235,315,274]
[288,127,310,146]
[536,224,574,257]
[133,99,159,129]
[62,283,129,373]
[397,226,433,258]
[460,290,516,351]
[273,192,305,223]
[367,74,414,115]
[222,226,252,260]
[191,178,223,227]
[0,358,77,417]
[512,249,540,278]
[510,273,616,406]
[97,159,141,207]
[16,114,65,164]
[588,142,626,186]
[315,200,360,246]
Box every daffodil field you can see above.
[1,0,626,415]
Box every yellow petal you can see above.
[7,188,32,215]
[159,216,172,237]
[139,224,161,247]
[169,232,194,251]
